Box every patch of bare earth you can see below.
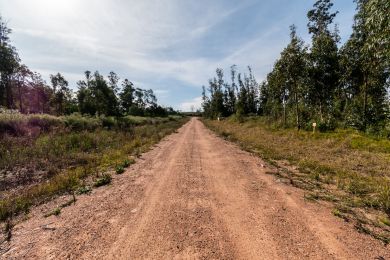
[2,118,389,259]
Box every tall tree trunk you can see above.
[283,91,286,128]
[319,101,323,122]
[363,74,368,131]
[18,84,23,113]
[5,77,13,109]
[295,90,300,130]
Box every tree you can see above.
[276,25,308,129]
[201,0,389,134]
[363,0,390,68]
[119,79,135,114]
[0,15,19,108]
[12,64,33,113]
[340,0,389,131]
[28,72,52,114]
[50,73,72,115]
[307,0,338,37]
[77,71,118,116]
[221,65,237,116]
[307,0,340,123]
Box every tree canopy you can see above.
[0,15,175,117]
[201,0,389,134]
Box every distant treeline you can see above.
[0,17,177,117]
[202,0,389,134]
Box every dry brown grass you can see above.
[0,116,188,222]
[204,117,390,243]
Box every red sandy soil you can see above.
[2,118,389,259]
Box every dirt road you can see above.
[3,118,389,259]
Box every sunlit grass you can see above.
[0,114,188,221]
[203,117,390,218]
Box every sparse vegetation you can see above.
[76,185,92,195]
[94,174,112,187]
[122,158,134,168]
[204,117,390,242]
[115,165,125,174]
[0,112,188,221]
[44,207,61,218]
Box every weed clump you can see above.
[76,186,92,195]
[122,158,134,168]
[94,174,112,187]
[115,165,125,174]
[44,207,61,218]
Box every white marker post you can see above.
[312,122,317,134]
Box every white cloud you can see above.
[179,97,202,112]
[1,0,241,86]
[0,0,355,108]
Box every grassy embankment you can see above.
[203,116,390,243]
[0,112,188,222]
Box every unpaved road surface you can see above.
[3,118,390,259]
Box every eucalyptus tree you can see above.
[279,25,309,129]
[119,79,135,114]
[0,15,19,108]
[340,0,389,130]
[50,73,72,115]
[307,0,340,122]
[76,71,119,116]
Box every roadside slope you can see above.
[3,118,389,259]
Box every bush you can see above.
[115,165,125,174]
[0,111,63,136]
[0,111,28,136]
[63,113,101,131]
[94,173,112,187]
[117,117,134,129]
[76,185,92,195]
[27,115,62,131]
[317,119,337,132]
[101,116,116,129]
[124,116,150,126]
[379,183,390,217]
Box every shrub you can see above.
[0,112,28,136]
[0,111,64,136]
[122,158,134,168]
[117,117,134,129]
[76,185,92,195]
[379,183,390,217]
[44,207,61,218]
[317,119,337,132]
[94,173,112,187]
[27,115,62,131]
[115,165,125,174]
[101,116,116,129]
[63,113,101,131]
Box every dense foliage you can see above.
[202,0,389,134]
[0,16,176,117]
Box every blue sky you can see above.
[0,0,356,111]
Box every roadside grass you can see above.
[203,116,390,243]
[0,114,188,222]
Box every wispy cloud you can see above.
[0,0,355,110]
[179,97,203,111]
